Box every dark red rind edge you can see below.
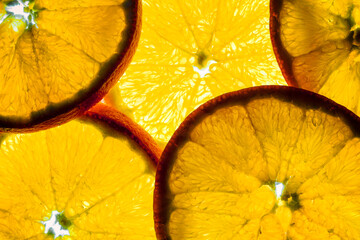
[270,0,298,87]
[82,103,162,170]
[153,85,360,240]
[0,0,142,133]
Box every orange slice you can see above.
[0,0,141,132]
[0,104,161,239]
[270,0,360,116]
[154,86,360,239]
[105,0,286,147]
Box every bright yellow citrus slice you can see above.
[270,0,360,116]
[105,0,286,147]
[154,86,360,239]
[0,104,161,239]
[0,0,140,132]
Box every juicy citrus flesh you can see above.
[105,0,286,146]
[273,0,360,115]
[0,118,157,239]
[155,87,360,240]
[0,0,137,127]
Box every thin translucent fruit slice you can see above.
[270,0,360,116]
[154,85,360,240]
[0,0,141,132]
[0,104,161,239]
[105,0,286,147]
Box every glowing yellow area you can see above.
[279,0,360,115]
[167,97,360,239]
[0,0,128,120]
[106,0,286,146]
[0,120,156,239]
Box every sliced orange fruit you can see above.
[0,104,161,239]
[0,0,141,132]
[154,86,360,239]
[105,0,286,146]
[270,0,360,116]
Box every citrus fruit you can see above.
[105,0,287,146]
[154,86,360,239]
[0,104,161,239]
[0,0,141,132]
[270,0,360,116]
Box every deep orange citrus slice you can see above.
[270,0,360,116]
[105,0,286,147]
[0,0,140,132]
[0,104,161,239]
[154,86,360,239]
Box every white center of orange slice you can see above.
[192,59,217,78]
[192,51,217,78]
[274,182,285,200]
[4,0,37,29]
[41,210,70,239]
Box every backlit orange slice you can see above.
[105,0,286,147]
[0,104,161,239]
[0,0,141,132]
[154,86,360,239]
[270,0,360,116]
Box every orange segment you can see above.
[35,0,129,10]
[270,0,360,116]
[0,104,160,239]
[105,0,286,146]
[154,86,360,239]
[36,6,126,63]
[0,0,140,132]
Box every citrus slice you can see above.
[0,104,161,239]
[0,0,140,132]
[270,0,360,116]
[154,86,360,239]
[105,0,286,147]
